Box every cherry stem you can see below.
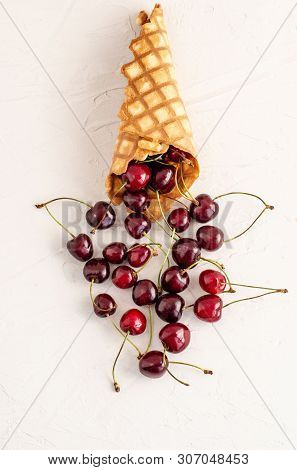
[35,197,92,209]
[112,331,129,392]
[174,167,196,204]
[161,194,188,209]
[143,233,170,268]
[223,289,288,309]
[89,279,114,312]
[157,228,176,291]
[108,318,142,358]
[144,305,153,354]
[90,182,126,234]
[162,347,167,367]
[166,368,190,387]
[156,191,180,239]
[228,282,284,291]
[213,192,274,243]
[126,242,161,253]
[41,204,75,238]
[143,153,165,163]
[200,257,235,293]
[179,163,198,205]
[169,361,213,375]
[146,210,177,239]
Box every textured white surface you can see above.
[0,0,297,450]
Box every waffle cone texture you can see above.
[105,3,199,219]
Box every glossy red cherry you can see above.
[83,258,110,283]
[172,238,201,269]
[132,279,158,306]
[150,163,176,194]
[168,208,190,233]
[123,189,150,212]
[124,213,151,239]
[121,163,151,192]
[155,293,185,323]
[196,226,224,251]
[161,266,189,293]
[120,308,147,335]
[165,145,192,163]
[190,194,219,223]
[139,350,168,378]
[112,265,137,289]
[194,294,223,322]
[127,244,151,268]
[159,322,190,353]
[67,234,93,262]
[199,269,226,294]
[86,201,116,229]
[102,242,127,264]
[93,293,117,317]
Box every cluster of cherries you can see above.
[36,145,285,391]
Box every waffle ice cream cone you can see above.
[106,3,199,219]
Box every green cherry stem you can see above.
[156,191,180,238]
[213,191,274,243]
[166,368,190,387]
[169,361,213,375]
[108,318,142,358]
[223,289,288,309]
[41,204,75,238]
[157,228,176,291]
[179,163,197,205]
[228,282,285,291]
[35,197,92,209]
[145,210,176,239]
[160,194,189,209]
[144,305,153,354]
[143,233,170,268]
[200,257,234,293]
[112,331,129,392]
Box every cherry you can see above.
[112,265,137,289]
[196,226,224,251]
[120,308,147,335]
[127,244,151,268]
[139,350,168,378]
[93,293,117,317]
[67,234,93,262]
[194,294,223,322]
[102,242,127,264]
[125,213,151,239]
[132,279,158,306]
[123,189,150,212]
[159,323,190,353]
[121,162,151,192]
[161,266,189,293]
[172,238,201,269]
[190,194,219,223]
[155,293,185,323]
[150,163,176,194]
[199,269,226,294]
[83,258,110,283]
[168,208,190,233]
[165,145,192,164]
[86,201,116,229]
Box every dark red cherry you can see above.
[86,201,116,229]
[83,258,110,283]
[196,226,224,251]
[127,244,151,268]
[102,242,127,264]
[168,208,190,233]
[159,322,190,353]
[155,293,185,323]
[124,213,151,239]
[123,189,150,212]
[190,194,219,223]
[150,163,176,194]
[67,234,93,262]
[120,308,147,335]
[172,238,201,269]
[93,293,117,317]
[165,145,192,163]
[199,269,226,294]
[139,350,168,378]
[112,265,137,289]
[161,266,189,293]
[194,294,223,322]
[132,279,158,306]
[121,163,151,192]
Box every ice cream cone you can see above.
[105,3,199,218]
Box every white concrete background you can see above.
[0,0,297,450]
